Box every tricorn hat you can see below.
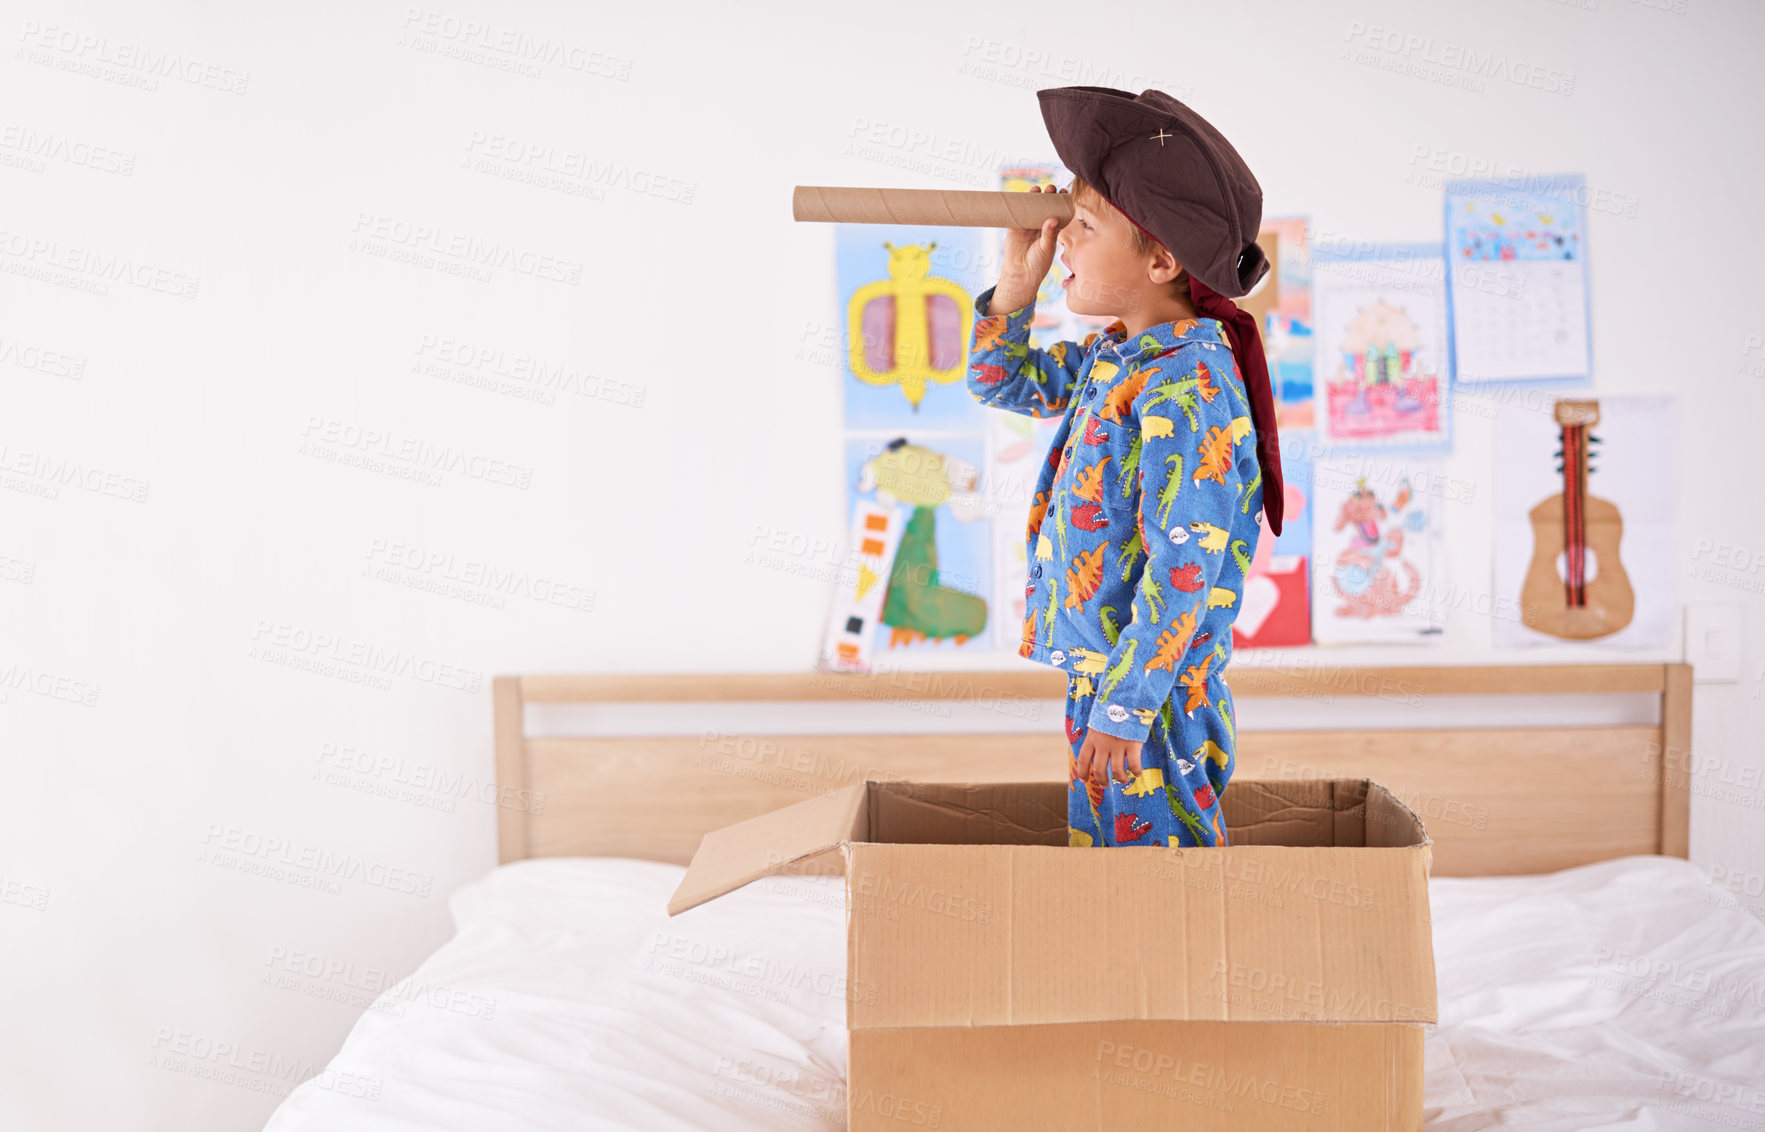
[1037,86,1268,299]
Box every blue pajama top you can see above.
[966,284,1265,745]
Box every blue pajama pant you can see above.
[1064,674,1234,848]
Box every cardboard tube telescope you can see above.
[792,185,1073,228]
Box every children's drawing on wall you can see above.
[1494,394,1675,648]
[1233,430,1313,649]
[819,497,907,671]
[835,436,991,655]
[1445,174,1591,384]
[1259,217,1315,432]
[1312,243,1451,451]
[1310,451,1444,643]
[837,224,988,431]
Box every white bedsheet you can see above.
[263,855,1765,1131]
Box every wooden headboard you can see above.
[492,663,1691,877]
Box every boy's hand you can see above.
[990,183,1064,315]
[1075,728,1144,785]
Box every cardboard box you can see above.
[669,777,1438,1130]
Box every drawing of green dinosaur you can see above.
[1099,639,1139,702]
[1116,528,1143,582]
[1139,567,1165,623]
[1117,434,1142,497]
[1141,378,1200,431]
[1167,791,1207,844]
[1230,539,1251,577]
[1156,454,1184,526]
[1239,465,1262,515]
[1221,363,1249,414]
[1043,583,1059,647]
[880,504,988,644]
[1098,605,1123,646]
[1054,487,1070,564]
[1218,699,1235,747]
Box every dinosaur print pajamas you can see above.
[966,285,1265,848]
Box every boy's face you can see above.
[1056,193,1174,319]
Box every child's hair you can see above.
[1068,175,1191,303]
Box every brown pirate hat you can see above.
[1037,85,1268,298]
[1037,85,1286,534]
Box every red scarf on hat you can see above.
[1187,276,1285,537]
[1113,199,1286,536]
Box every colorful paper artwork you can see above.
[1258,217,1316,432]
[827,222,994,668]
[1445,175,1591,384]
[1233,430,1313,648]
[836,224,990,431]
[816,159,1640,658]
[1493,394,1674,649]
[839,435,992,652]
[1310,449,1444,643]
[1312,243,1452,451]
[820,500,907,671]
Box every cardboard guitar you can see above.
[1520,399,1635,639]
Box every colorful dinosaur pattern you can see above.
[964,282,1261,847]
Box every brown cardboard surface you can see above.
[1221,778,1429,849]
[670,777,1435,1125]
[665,780,868,915]
[792,185,1074,228]
[868,780,1067,846]
[850,1020,1424,1131]
[845,841,1435,1029]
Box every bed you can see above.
[264,662,1765,1131]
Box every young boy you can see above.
[966,86,1285,848]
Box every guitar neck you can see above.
[1560,423,1589,608]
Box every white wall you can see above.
[2,0,1761,1128]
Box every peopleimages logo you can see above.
[200,824,434,897]
[1343,22,1576,96]
[250,620,483,693]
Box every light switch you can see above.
[1685,603,1743,683]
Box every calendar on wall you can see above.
[1444,174,1592,384]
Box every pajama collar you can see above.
[1095,316,1230,367]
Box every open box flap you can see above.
[667,780,869,916]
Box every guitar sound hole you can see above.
[1555,550,1599,584]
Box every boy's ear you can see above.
[1147,243,1185,285]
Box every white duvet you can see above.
[263,855,1765,1131]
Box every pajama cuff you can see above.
[1084,699,1152,744]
